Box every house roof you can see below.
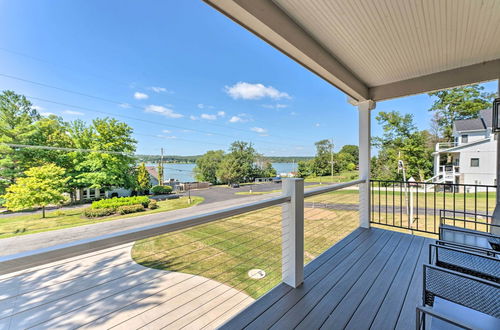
[204,0,500,102]
[145,166,159,180]
[454,109,493,132]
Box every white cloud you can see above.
[145,105,183,118]
[315,123,320,127]
[229,116,245,123]
[225,82,291,100]
[217,111,225,117]
[251,127,267,134]
[149,86,168,93]
[189,115,198,120]
[157,134,177,139]
[40,112,56,116]
[162,129,171,133]
[63,110,84,116]
[201,113,217,120]
[134,92,149,100]
[119,103,131,108]
[290,111,298,116]
[197,103,215,109]
[32,105,45,111]
[261,103,289,109]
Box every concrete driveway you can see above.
[0,244,253,329]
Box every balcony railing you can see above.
[370,180,497,235]
[0,179,363,328]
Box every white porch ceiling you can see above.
[203,0,500,102]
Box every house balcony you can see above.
[0,179,497,329]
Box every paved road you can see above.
[0,192,283,257]
[0,182,330,257]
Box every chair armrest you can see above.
[435,240,499,258]
[416,305,475,330]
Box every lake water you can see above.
[155,162,298,182]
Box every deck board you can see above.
[220,228,433,330]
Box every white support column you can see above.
[282,178,304,288]
[358,100,376,228]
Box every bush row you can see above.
[83,207,115,218]
[84,198,160,218]
[91,196,150,210]
[117,204,145,215]
[151,185,173,195]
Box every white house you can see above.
[78,166,161,200]
[433,109,497,189]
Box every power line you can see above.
[4,143,197,173]
[23,95,301,148]
[0,72,306,145]
[0,48,304,143]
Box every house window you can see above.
[461,134,468,143]
[470,158,480,167]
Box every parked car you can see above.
[272,177,282,184]
[230,183,240,188]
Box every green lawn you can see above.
[132,202,359,299]
[0,196,204,239]
[304,171,359,183]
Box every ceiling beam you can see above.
[369,59,500,101]
[203,0,369,102]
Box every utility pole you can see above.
[330,138,334,184]
[158,148,164,186]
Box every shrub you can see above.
[116,204,145,215]
[91,196,150,210]
[151,185,173,195]
[148,199,159,209]
[83,207,114,218]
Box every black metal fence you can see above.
[370,180,497,235]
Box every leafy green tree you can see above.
[194,150,225,184]
[0,90,40,194]
[428,85,495,140]
[136,162,151,194]
[76,118,137,189]
[216,141,259,184]
[311,139,334,178]
[297,160,313,178]
[217,154,242,184]
[372,111,433,181]
[2,164,68,218]
[157,162,164,186]
[261,161,277,178]
[339,145,359,164]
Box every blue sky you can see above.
[0,0,497,156]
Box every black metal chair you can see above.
[439,210,500,256]
[416,264,500,329]
[429,243,500,283]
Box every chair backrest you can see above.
[423,264,500,318]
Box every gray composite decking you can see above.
[221,227,433,330]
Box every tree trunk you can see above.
[42,206,46,219]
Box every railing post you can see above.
[282,178,304,288]
[358,100,376,228]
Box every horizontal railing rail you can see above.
[0,178,365,276]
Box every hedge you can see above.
[117,204,145,215]
[148,199,159,209]
[91,196,150,210]
[83,207,115,218]
[151,185,173,195]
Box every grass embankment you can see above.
[132,201,358,299]
[0,196,204,239]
